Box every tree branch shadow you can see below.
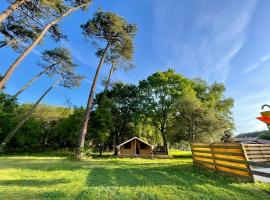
[0,178,68,187]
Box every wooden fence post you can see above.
[210,143,217,172]
[240,143,254,182]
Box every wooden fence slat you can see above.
[248,161,270,168]
[193,159,215,166]
[192,150,212,154]
[214,157,246,164]
[192,147,211,151]
[212,143,241,146]
[214,154,245,161]
[192,154,213,159]
[193,152,213,156]
[245,147,270,151]
[249,158,270,162]
[243,144,270,147]
[214,161,249,171]
[211,146,241,149]
[192,144,211,147]
[192,143,211,146]
[193,156,214,164]
[251,170,270,178]
[210,151,243,156]
[248,155,270,159]
[246,151,270,155]
[216,166,250,177]
[213,148,242,153]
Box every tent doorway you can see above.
[136,142,140,154]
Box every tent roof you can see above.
[117,137,153,148]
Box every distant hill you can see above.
[235,130,269,138]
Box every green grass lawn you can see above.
[0,152,269,200]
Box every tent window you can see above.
[124,142,131,149]
[140,142,147,149]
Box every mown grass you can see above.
[0,152,269,200]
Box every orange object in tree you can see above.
[256,116,270,125]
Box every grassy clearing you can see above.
[0,152,269,200]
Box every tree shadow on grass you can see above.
[173,154,192,159]
[82,164,270,200]
[86,164,221,187]
[0,178,68,187]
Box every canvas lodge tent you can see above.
[117,137,153,157]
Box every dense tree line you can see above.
[0,69,234,154]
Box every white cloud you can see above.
[150,0,258,83]
[195,0,258,82]
[243,53,270,75]
[60,40,92,66]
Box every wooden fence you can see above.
[191,143,253,180]
[242,144,270,178]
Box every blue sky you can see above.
[1,0,270,134]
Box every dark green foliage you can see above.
[0,95,81,151]
[9,118,44,151]
[89,98,112,155]
[0,93,18,143]
[81,10,137,51]
[193,79,234,127]
[171,94,229,144]
[259,132,270,140]
[139,69,193,151]
[221,130,234,142]
[48,107,85,149]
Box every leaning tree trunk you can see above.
[77,42,110,160]
[13,63,56,98]
[99,60,116,105]
[104,60,116,94]
[0,0,30,24]
[0,78,60,151]
[0,2,89,89]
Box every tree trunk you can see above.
[0,2,90,89]
[99,60,116,106]
[113,119,126,156]
[113,132,119,156]
[104,60,116,94]
[76,42,110,160]
[0,0,29,24]
[99,145,102,157]
[161,129,168,155]
[0,78,60,151]
[13,64,56,98]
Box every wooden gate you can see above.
[191,143,253,181]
